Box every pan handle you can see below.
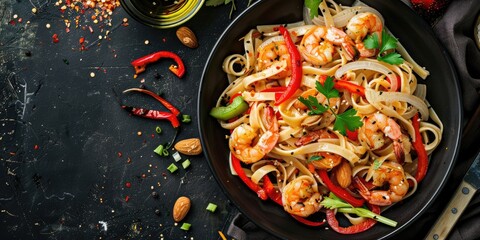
[424,180,477,240]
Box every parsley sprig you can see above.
[298,77,363,135]
[206,0,254,19]
[363,30,404,65]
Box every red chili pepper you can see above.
[412,113,428,183]
[352,176,376,191]
[275,26,302,105]
[123,88,180,116]
[326,203,380,234]
[231,153,268,200]
[121,106,180,128]
[318,170,365,207]
[263,175,325,226]
[131,51,185,78]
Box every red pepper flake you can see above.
[127,157,132,163]
[52,34,59,43]
[34,144,39,150]
[117,151,122,157]
[9,20,16,25]
[125,182,131,188]
[125,195,130,202]
[141,173,146,178]
[162,38,166,43]
[79,37,85,44]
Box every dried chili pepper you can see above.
[122,106,180,128]
[131,51,185,78]
[123,88,180,116]
[231,153,268,200]
[275,26,302,105]
[412,113,428,183]
[318,169,365,207]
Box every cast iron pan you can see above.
[198,0,462,239]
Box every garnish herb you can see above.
[307,155,323,163]
[154,144,169,157]
[304,0,323,19]
[363,30,404,65]
[321,193,398,227]
[372,159,382,170]
[181,114,191,123]
[298,77,363,135]
[155,126,162,134]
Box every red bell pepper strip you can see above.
[262,175,283,205]
[122,106,180,128]
[318,75,365,97]
[131,51,185,78]
[318,170,365,207]
[261,87,287,102]
[412,113,428,183]
[231,153,268,200]
[263,175,325,227]
[333,79,365,97]
[123,88,181,116]
[275,26,303,105]
[326,204,380,234]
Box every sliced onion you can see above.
[312,6,384,28]
[366,89,429,121]
[257,36,284,53]
[335,60,397,91]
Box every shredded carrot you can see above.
[218,231,227,240]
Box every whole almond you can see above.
[334,160,352,188]
[173,196,191,222]
[174,138,202,155]
[176,26,198,49]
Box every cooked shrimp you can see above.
[256,40,290,79]
[282,176,322,217]
[299,26,356,65]
[358,112,405,162]
[229,107,279,164]
[346,12,383,57]
[358,161,409,206]
[295,129,342,169]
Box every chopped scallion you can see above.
[206,203,217,212]
[182,159,191,169]
[172,151,181,162]
[153,145,164,156]
[181,114,191,123]
[167,163,178,173]
[155,126,162,134]
[180,222,191,231]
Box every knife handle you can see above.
[425,180,476,240]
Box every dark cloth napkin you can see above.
[225,1,480,239]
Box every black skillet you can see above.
[198,0,462,239]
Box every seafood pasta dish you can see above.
[209,0,443,233]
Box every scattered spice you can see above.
[151,191,159,199]
[32,8,37,14]
[125,182,131,188]
[46,23,51,29]
[117,152,122,157]
[62,59,70,65]
[34,144,39,150]
[125,195,130,202]
[24,50,32,57]
[154,208,161,216]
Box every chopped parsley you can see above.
[304,0,323,19]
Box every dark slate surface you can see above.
[0,0,249,239]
